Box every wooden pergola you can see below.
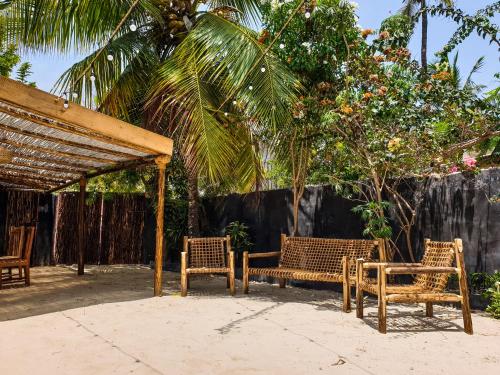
[0,76,173,296]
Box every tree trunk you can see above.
[421,0,428,72]
[186,166,200,237]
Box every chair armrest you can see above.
[247,251,281,259]
[385,266,459,275]
[362,262,423,270]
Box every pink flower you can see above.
[449,165,459,173]
[463,155,477,169]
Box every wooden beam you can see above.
[0,169,68,185]
[5,161,83,176]
[0,176,53,190]
[154,156,169,296]
[0,105,154,156]
[0,76,173,156]
[47,155,161,193]
[0,138,117,164]
[77,177,86,276]
[0,122,139,160]
[12,154,96,171]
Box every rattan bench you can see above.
[243,235,383,312]
[356,238,473,334]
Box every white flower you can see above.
[350,1,359,10]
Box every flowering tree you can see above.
[318,28,499,260]
[261,0,359,235]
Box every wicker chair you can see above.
[0,226,36,288]
[181,236,235,296]
[243,234,383,312]
[356,238,473,334]
[1,226,24,281]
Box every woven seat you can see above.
[243,235,383,312]
[356,239,473,334]
[180,236,235,296]
[248,267,344,283]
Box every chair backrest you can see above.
[7,226,25,257]
[279,235,379,277]
[414,239,457,292]
[184,236,231,268]
[22,226,36,262]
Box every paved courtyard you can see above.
[0,266,499,374]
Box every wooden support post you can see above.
[243,251,249,294]
[425,302,433,317]
[377,264,387,333]
[228,251,235,296]
[154,156,169,297]
[455,239,473,334]
[77,176,86,276]
[181,251,188,297]
[342,255,351,312]
[356,258,364,318]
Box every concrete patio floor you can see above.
[0,266,499,375]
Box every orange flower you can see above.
[361,28,374,38]
[431,71,451,81]
[369,74,379,82]
[377,86,388,96]
[258,30,270,44]
[363,92,374,100]
[287,56,293,64]
[341,105,353,114]
[378,31,390,40]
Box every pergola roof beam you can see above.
[0,139,117,165]
[0,122,140,160]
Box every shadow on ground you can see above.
[0,266,470,335]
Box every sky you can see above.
[22,0,499,93]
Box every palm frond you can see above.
[176,12,301,132]
[150,56,241,183]
[2,0,156,53]
[464,56,485,89]
[54,30,154,109]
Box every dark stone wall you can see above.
[414,169,500,273]
[200,168,500,274]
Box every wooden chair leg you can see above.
[19,266,23,280]
[342,256,351,312]
[243,251,249,294]
[278,278,286,288]
[377,265,387,334]
[356,259,364,318]
[425,302,433,317]
[24,265,30,286]
[181,252,188,297]
[228,251,235,296]
[8,267,12,280]
[456,240,473,335]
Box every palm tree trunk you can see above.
[421,0,428,72]
[186,165,201,237]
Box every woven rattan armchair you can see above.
[243,234,383,312]
[356,238,473,334]
[181,236,235,296]
[0,226,36,288]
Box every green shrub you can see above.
[485,283,500,319]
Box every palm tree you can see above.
[401,0,454,72]
[1,0,300,236]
